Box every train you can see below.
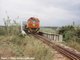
[23,17,40,33]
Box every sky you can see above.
[0,0,80,26]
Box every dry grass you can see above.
[66,40,80,52]
[0,35,54,60]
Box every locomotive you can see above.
[23,17,40,33]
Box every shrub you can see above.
[58,25,80,43]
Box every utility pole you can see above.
[73,21,75,27]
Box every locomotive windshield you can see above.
[32,20,39,23]
[33,20,36,23]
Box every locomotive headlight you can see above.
[33,24,35,26]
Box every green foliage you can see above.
[59,25,80,51]
[58,25,80,43]
[0,27,6,35]
[59,25,74,34]
[75,28,80,38]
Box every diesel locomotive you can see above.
[23,17,40,33]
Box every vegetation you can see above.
[0,16,54,60]
[40,27,58,34]
[0,35,54,60]
[58,25,80,51]
[0,16,20,36]
[1,15,80,59]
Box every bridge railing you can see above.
[42,33,63,42]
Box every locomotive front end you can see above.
[27,17,40,33]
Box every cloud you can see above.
[0,0,80,26]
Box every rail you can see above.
[33,34,80,60]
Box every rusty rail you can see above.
[33,34,80,60]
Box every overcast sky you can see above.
[0,0,80,26]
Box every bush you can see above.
[0,27,6,35]
[58,25,80,43]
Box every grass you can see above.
[40,27,58,34]
[0,34,54,60]
[65,41,80,52]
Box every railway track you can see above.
[33,34,80,60]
